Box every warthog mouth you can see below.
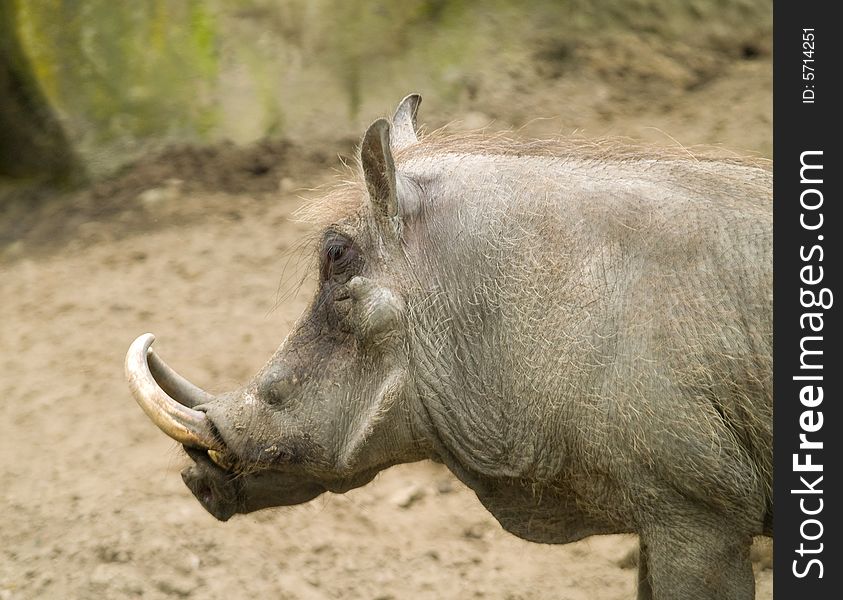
[124,334,245,517]
[181,447,243,520]
[125,333,327,520]
[180,445,327,520]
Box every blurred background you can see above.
[1,1,771,599]
[4,0,772,176]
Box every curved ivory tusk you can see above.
[125,334,223,450]
[148,347,214,408]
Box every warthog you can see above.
[126,94,772,599]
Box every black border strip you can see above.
[773,1,840,596]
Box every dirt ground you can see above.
[2,43,772,600]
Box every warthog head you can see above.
[126,95,429,520]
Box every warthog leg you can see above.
[641,515,754,600]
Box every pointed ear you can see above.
[361,118,400,240]
[391,93,422,150]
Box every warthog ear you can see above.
[361,118,400,241]
[390,93,421,151]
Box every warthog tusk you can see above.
[125,333,223,451]
[207,449,233,470]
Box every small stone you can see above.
[617,546,639,569]
[155,575,197,597]
[389,484,426,509]
[137,182,180,207]
[463,523,489,540]
[138,187,167,206]
[187,552,201,571]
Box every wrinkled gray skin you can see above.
[130,95,772,600]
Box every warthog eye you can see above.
[327,244,347,262]
[321,233,359,283]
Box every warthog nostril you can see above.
[270,379,295,403]
[262,363,299,405]
[198,483,213,506]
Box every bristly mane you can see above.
[296,128,771,228]
[398,128,769,166]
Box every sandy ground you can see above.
[2,50,773,599]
